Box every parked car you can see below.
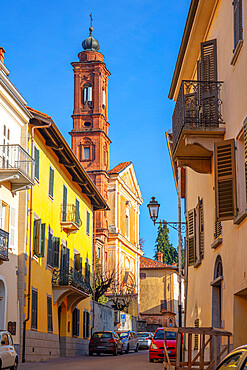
[0,330,18,369]
[89,331,123,356]
[149,328,177,362]
[137,332,153,349]
[117,331,139,353]
[216,345,247,369]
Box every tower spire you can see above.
[82,13,100,51]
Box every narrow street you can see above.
[19,351,164,370]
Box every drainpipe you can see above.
[22,121,51,363]
[91,209,96,337]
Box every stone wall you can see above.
[25,330,60,362]
[92,302,115,333]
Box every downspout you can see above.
[91,209,96,336]
[22,121,51,363]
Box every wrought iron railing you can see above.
[0,228,9,261]
[52,267,92,294]
[60,204,82,227]
[172,80,224,153]
[0,144,34,181]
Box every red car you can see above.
[149,328,177,363]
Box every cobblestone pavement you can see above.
[19,350,164,370]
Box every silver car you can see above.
[117,331,139,353]
[0,330,18,369]
[137,332,153,349]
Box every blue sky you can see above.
[1,0,190,258]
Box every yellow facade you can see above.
[168,0,247,350]
[20,108,107,361]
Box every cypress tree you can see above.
[154,223,178,265]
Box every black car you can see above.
[89,331,123,356]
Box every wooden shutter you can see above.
[39,223,46,258]
[244,121,247,205]
[33,219,41,256]
[215,139,237,220]
[47,228,53,266]
[74,253,80,271]
[233,0,243,50]
[52,237,60,268]
[47,296,53,332]
[199,199,204,259]
[86,211,90,234]
[79,257,83,273]
[214,218,222,239]
[188,209,196,266]
[49,167,54,198]
[34,147,40,180]
[62,186,67,222]
[86,311,90,338]
[31,290,38,329]
[75,199,80,225]
[83,311,86,338]
[201,39,217,82]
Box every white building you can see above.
[0,47,34,354]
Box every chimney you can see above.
[157,252,163,263]
[0,47,6,64]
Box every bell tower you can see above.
[70,20,110,244]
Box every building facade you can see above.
[70,25,143,317]
[168,0,247,348]
[18,108,107,361]
[0,47,34,354]
[139,255,184,330]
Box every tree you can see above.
[153,222,178,265]
[139,237,145,251]
[94,257,115,303]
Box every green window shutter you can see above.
[215,139,237,220]
[33,219,41,256]
[49,167,54,198]
[72,308,80,336]
[47,228,53,266]
[31,290,38,329]
[40,223,46,258]
[75,199,80,225]
[233,0,243,50]
[86,211,90,234]
[86,311,90,338]
[62,186,67,222]
[83,311,86,338]
[79,257,83,274]
[47,296,53,332]
[34,147,40,180]
[52,237,60,268]
[188,209,196,266]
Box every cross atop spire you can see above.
[90,12,93,27]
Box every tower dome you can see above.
[82,25,100,52]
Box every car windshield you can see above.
[137,333,149,337]
[93,332,112,338]
[119,332,129,338]
[154,330,177,340]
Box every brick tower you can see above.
[70,23,111,249]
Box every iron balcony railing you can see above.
[60,204,82,227]
[0,228,9,261]
[52,267,92,295]
[0,144,34,181]
[172,80,224,154]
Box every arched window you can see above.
[82,83,92,106]
[102,88,106,108]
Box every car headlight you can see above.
[150,342,157,349]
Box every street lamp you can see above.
[147,196,186,331]
[147,197,160,224]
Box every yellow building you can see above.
[18,108,107,361]
[139,255,185,330]
[168,0,247,350]
[107,162,143,317]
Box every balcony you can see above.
[0,228,9,262]
[52,267,92,311]
[60,204,82,236]
[172,80,225,173]
[0,145,34,192]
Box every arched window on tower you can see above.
[102,88,106,109]
[82,83,92,106]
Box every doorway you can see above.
[0,279,6,329]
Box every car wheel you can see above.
[125,344,129,354]
[120,346,124,355]
[135,344,139,352]
[149,358,154,363]
[97,352,100,356]
[10,358,18,370]
[113,346,118,356]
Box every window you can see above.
[1,333,9,345]
[194,319,199,350]
[86,211,90,234]
[47,296,53,332]
[217,352,242,369]
[31,289,38,329]
[140,272,146,280]
[83,311,90,338]
[233,0,243,51]
[2,125,10,168]
[74,253,82,272]
[161,300,167,311]
[0,200,9,232]
[102,89,106,108]
[72,308,80,337]
[188,199,204,267]
[125,215,129,238]
[84,147,90,160]
[85,260,90,282]
[48,167,54,198]
[33,219,46,257]
[83,84,92,105]
[97,247,100,259]
[34,147,40,181]
[47,227,53,266]
[47,228,60,268]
